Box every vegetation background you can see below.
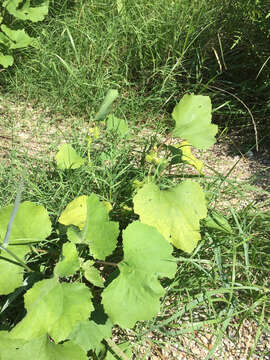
[0,0,269,359]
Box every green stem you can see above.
[105,338,130,360]
[0,244,32,272]
[94,260,118,267]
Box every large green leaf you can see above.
[172,94,218,149]
[55,144,84,170]
[0,245,28,295]
[69,319,112,353]
[54,242,80,278]
[0,332,87,360]
[0,201,52,244]
[0,52,13,68]
[10,278,93,343]
[60,194,119,260]
[102,221,177,328]
[1,25,33,49]
[3,0,49,22]
[133,181,207,253]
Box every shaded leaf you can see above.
[54,242,80,277]
[95,89,118,121]
[107,114,130,138]
[204,211,233,234]
[172,94,218,149]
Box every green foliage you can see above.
[0,0,49,68]
[60,194,120,260]
[133,181,207,253]
[0,92,220,358]
[172,94,218,149]
[0,201,51,294]
[69,319,112,353]
[55,144,85,170]
[0,333,88,360]
[102,221,177,328]
[54,242,80,277]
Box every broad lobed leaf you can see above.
[133,181,207,253]
[172,94,218,150]
[102,221,177,328]
[10,277,93,343]
[0,332,87,360]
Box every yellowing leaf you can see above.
[59,196,113,230]
[59,196,88,230]
[180,141,203,174]
[133,181,207,253]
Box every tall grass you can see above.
[1,0,218,117]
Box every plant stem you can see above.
[95,260,119,267]
[0,245,32,272]
[105,338,130,360]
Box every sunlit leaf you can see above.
[10,278,93,343]
[133,181,207,253]
[0,332,87,360]
[82,260,104,287]
[102,222,177,328]
[56,144,84,170]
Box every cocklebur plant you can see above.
[0,92,233,359]
[0,0,49,68]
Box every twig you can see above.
[209,85,258,151]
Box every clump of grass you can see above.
[1,0,217,118]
